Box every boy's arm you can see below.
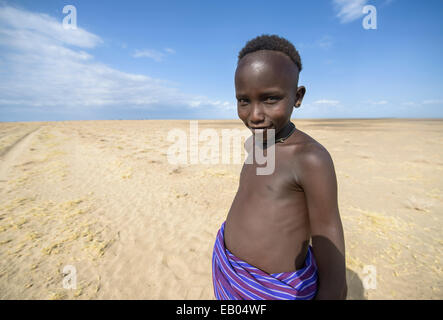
[296,146,347,300]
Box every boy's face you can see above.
[235,50,305,138]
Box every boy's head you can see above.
[235,34,305,136]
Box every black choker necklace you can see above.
[259,122,296,149]
[275,121,296,143]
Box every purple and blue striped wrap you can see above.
[212,221,318,300]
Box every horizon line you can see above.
[2,117,443,123]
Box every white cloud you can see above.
[0,5,102,48]
[314,99,340,106]
[363,100,389,105]
[0,5,231,118]
[132,49,165,62]
[422,99,443,105]
[132,48,176,62]
[298,35,334,51]
[332,0,369,23]
[188,98,235,111]
[372,100,388,105]
[164,48,176,54]
[296,101,348,118]
[400,100,443,107]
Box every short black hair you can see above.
[238,34,302,72]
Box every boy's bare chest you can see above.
[239,156,302,198]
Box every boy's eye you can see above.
[265,96,280,103]
[237,98,249,105]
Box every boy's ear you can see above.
[294,86,306,108]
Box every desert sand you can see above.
[0,119,441,300]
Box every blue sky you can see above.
[0,0,442,121]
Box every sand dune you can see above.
[0,119,441,299]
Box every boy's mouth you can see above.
[248,126,275,142]
[249,125,273,131]
[249,126,274,139]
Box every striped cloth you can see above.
[212,221,318,300]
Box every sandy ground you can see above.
[0,119,441,300]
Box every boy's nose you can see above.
[249,104,265,124]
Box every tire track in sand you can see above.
[0,126,42,182]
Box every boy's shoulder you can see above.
[285,129,334,179]
[286,128,329,156]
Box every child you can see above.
[212,34,347,300]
